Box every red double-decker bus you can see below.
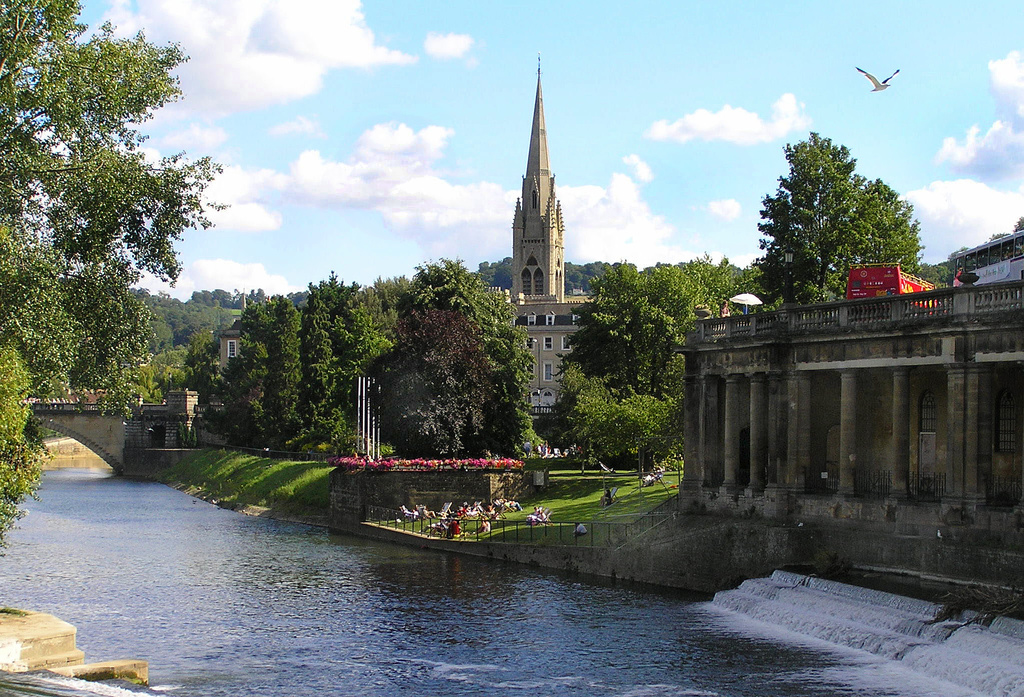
[846,264,934,299]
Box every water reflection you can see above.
[0,470,978,697]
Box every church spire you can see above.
[525,66,549,181]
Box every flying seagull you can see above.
[856,67,899,91]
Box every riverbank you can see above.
[158,449,332,527]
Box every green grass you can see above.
[161,449,332,518]
[0,607,29,616]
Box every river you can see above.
[0,469,987,696]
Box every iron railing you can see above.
[365,498,678,549]
[984,475,1022,507]
[908,472,946,501]
[804,465,839,494]
[854,469,892,498]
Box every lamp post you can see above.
[784,247,794,306]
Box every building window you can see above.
[522,269,533,295]
[543,337,553,350]
[226,340,237,359]
[561,335,571,350]
[543,362,553,381]
[545,313,555,325]
[997,392,1016,452]
[920,391,937,433]
[525,338,535,349]
[529,361,536,377]
[533,268,544,295]
[571,314,579,324]
[527,313,536,325]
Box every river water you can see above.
[0,469,989,697]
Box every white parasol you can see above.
[729,293,763,315]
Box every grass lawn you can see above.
[161,449,332,517]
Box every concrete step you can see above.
[50,659,149,686]
[0,611,84,672]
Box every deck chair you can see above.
[400,505,418,520]
[598,461,616,474]
[437,502,452,518]
[602,487,619,507]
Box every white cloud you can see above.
[904,179,1024,260]
[158,123,228,151]
[423,32,475,60]
[645,93,811,146]
[622,154,654,183]
[269,115,325,138]
[205,165,288,232]
[560,174,701,267]
[990,50,1024,121]
[139,259,300,300]
[935,51,1024,180]
[104,0,416,116]
[707,199,742,222]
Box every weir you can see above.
[713,571,1024,697]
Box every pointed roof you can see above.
[525,70,549,179]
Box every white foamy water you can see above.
[712,571,1024,697]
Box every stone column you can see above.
[839,370,857,496]
[682,374,702,494]
[722,374,742,491]
[947,367,966,498]
[891,367,910,497]
[966,364,991,503]
[749,373,767,493]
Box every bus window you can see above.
[965,252,977,271]
[1003,240,1013,260]
[1016,235,1024,258]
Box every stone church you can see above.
[510,70,585,410]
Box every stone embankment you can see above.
[0,610,147,685]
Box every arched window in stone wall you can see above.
[533,268,544,295]
[521,268,533,295]
[997,391,1016,452]
[920,391,937,433]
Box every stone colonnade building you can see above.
[510,68,584,410]
[680,283,1024,525]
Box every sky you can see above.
[81,0,1024,299]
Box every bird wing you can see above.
[856,67,883,89]
[882,69,900,84]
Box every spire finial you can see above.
[538,52,541,78]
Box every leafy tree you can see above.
[373,259,531,456]
[0,348,43,546]
[1016,216,1024,233]
[373,310,494,456]
[261,297,302,448]
[182,330,221,403]
[755,133,922,304]
[476,257,513,290]
[0,1,217,536]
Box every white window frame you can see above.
[571,314,579,324]
[561,335,571,350]
[527,314,537,326]
[543,336,553,350]
[545,313,555,326]
[226,340,237,359]
[543,361,554,381]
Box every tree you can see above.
[755,133,922,304]
[372,260,531,456]
[0,2,217,541]
[182,330,221,404]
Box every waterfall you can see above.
[713,570,1024,697]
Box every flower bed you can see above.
[328,456,523,472]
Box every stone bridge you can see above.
[31,391,200,475]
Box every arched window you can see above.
[997,391,1016,452]
[920,392,937,433]
[532,189,538,209]
[521,268,533,295]
[533,268,544,295]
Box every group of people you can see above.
[399,498,525,539]
[523,441,581,459]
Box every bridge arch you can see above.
[32,409,125,474]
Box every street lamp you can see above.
[784,247,794,306]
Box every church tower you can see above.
[512,67,565,303]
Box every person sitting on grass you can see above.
[574,522,587,537]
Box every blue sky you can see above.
[84,1,1024,298]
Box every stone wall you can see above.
[329,468,529,528]
[122,448,194,478]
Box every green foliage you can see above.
[475,257,609,295]
[372,259,531,457]
[182,330,221,403]
[755,133,922,304]
[0,348,43,546]
[136,289,239,353]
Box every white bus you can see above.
[951,229,1024,286]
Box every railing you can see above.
[219,445,335,462]
[984,475,1023,507]
[365,500,677,549]
[30,402,105,413]
[688,281,1024,344]
[908,472,946,501]
[854,469,892,498]
[804,465,839,494]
